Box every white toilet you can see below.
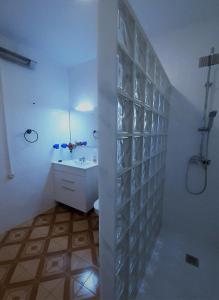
[94,198,99,215]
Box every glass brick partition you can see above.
[98,1,171,300]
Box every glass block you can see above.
[163,99,167,116]
[155,60,161,88]
[117,289,128,300]
[157,135,161,153]
[129,264,138,300]
[116,202,130,243]
[150,136,157,156]
[130,190,141,223]
[144,109,152,133]
[145,78,153,107]
[118,0,135,57]
[164,119,168,134]
[150,177,156,196]
[147,196,153,219]
[116,260,129,300]
[160,136,164,151]
[131,165,142,194]
[117,47,133,97]
[143,136,151,159]
[134,67,146,102]
[138,252,147,279]
[129,247,138,274]
[133,103,144,133]
[116,171,131,208]
[163,136,168,150]
[135,26,147,70]
[141,182,149,206]
[117,137,132,172]
[132,137,143,164]
[129,220,139,249]
[159,94,165,114]
[153,89,160,112]
[142,160,149,183]
[149,157,156,177]
[139,208,147,232]
[160,71,170,97]
[147,46,155,81]
[117,95,133,134]
[116,234,129,274]
[151,112,158,133]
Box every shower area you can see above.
[98,0,171,299]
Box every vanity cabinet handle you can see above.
[62,186,76,192]
[62,179,75,184]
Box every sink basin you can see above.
[53,159,98,170]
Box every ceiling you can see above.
[0,0,218,67]
[0,0,97,67]
[129,0,219,38]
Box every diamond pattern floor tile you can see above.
[0,204,99,299]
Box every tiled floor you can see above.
[0,204,99,300]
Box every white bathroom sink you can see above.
[53,159,98,170]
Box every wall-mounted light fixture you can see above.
[75,101,94,112]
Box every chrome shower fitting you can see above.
[186,47,218,195]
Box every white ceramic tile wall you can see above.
[98,1,171,299]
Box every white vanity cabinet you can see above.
[53,160,98,213]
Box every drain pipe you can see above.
[0,69,15,179]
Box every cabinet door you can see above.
[54,171,87,212]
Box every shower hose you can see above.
[185,131,210,195]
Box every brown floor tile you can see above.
[72,232,91,249]
[83,269,99,295]
[48,236,68,253]
[15,219,33,229]
[42,253,68,277]
[56,205,70,213]
[71,249,94,271]
[70,280,95,299]
[21,239,45,258]
[90,217,99,230]
[2,285,32,300]
[73,212,87,221]
[0,244,21,262]
[0,204,99,299]
[0,264,11,285]
[10,258,40,283]
[73,220,89,232]
[45,207,56,214]
[52,223,70,237]
[35,214,53,226]
[0,232,6,243]
[36,277,65,300]
[55,212,71,223]
[92,231,99,245]
[29,226,50,240]
[4,228,29,244]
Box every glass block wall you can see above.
[115,1,171,300]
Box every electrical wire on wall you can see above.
[0,69,15,179]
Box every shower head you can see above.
[199,47,219,68]
[207,110,217,131]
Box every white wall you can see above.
[151,18,219,248]
[0,34,71,233]
[68,59,98,161]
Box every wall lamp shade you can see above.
[75,101,94,112]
